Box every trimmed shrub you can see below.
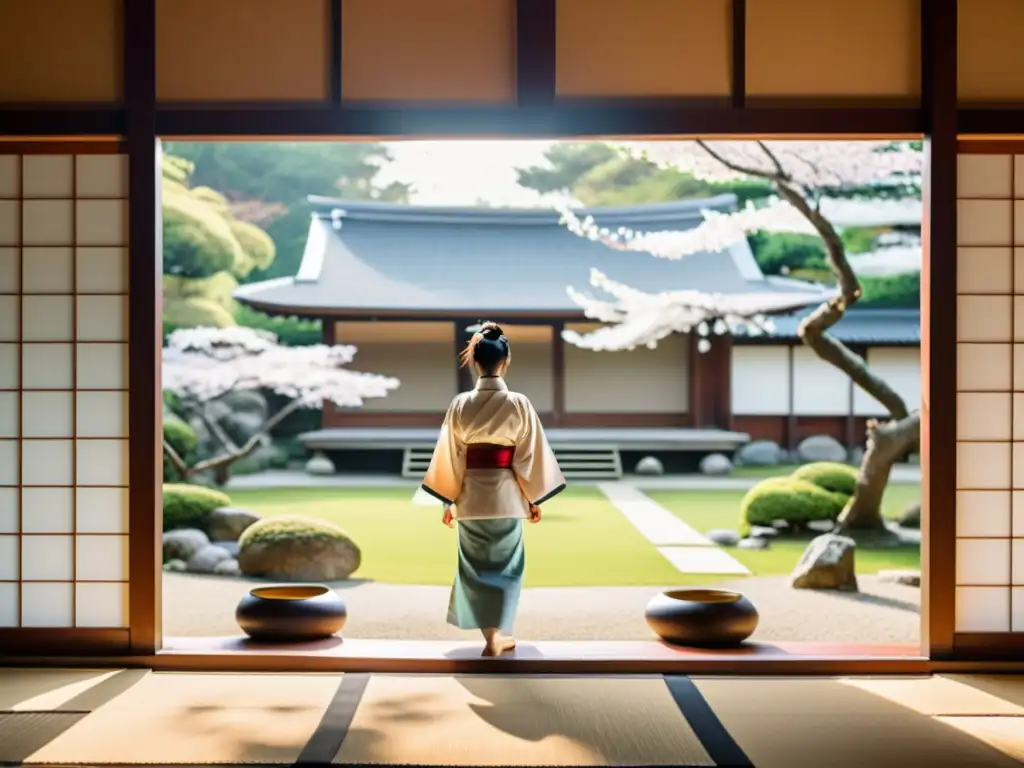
[740,477,848,534]
[791,461,859,497]
[162,483,231,532]
[162,419,198,482]
[163,297,236,328]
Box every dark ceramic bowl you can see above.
[644,588,758,648]
[235,584,347,642]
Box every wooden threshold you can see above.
[1,637,936,675]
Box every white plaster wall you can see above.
[792,345,851,415]
[730,345,790,415]
[563,326,689,413]
[854,347,921,416]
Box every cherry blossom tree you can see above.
[560,140,924,543]
[162,326,399,482]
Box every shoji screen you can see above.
[955,150,1024,634]
[0,149,130,631]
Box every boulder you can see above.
[634,456,664,476]
[735,440,783,467]
[699,453,733,476]
[213,558,241,576]
[163,558,186,572]
[706,529,741,547]
[749,525,779,539]
[738,537,769,550]
[211,540,240,557]
[238,516,362,582]
[899,502,921,530]
[797,435,847,464]
[877,569,921,587]
[186,543,234,574]
[305,451,336,476]
[162,528,209,563]
[206,506,261,541]
[790,534,858,591]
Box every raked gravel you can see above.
[164,571,920,644]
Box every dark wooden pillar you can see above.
[551,321,566,426]
[921,0,957,660]
[689,333,733,429]
[125,0,161,654]
[320,319,336,427]
[454,321,473,393]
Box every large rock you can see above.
[634,456,664,476]
[699,453,733,476]
[738,537,769,550]
[211,540,240,557]
[735,440,783,467]
[238,516,362,581]
[790,534,858,591]
[162,529,209,563]
[187,543,234,574]
[206,506,261,541]
[213,558,241,576]
[797,435,848,464]
[305,452,336,476]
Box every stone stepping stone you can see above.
[598,482,712,546]
[658,546,752,576]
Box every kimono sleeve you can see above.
[512,396,566,505]
[421,398,464,505]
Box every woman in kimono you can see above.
[421,322,566,656]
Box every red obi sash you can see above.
[465,443,514,470]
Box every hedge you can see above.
[740,476,848,533]
[790,461,859,497]
[162,483,231,532]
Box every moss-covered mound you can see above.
[162,483,231,532]
[238,516,362,581]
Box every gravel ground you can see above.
[163,572,920,644]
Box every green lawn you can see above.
[226,486,685,588]
[226,482,921,587]
[646,484,921,577]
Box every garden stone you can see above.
[878,569,921,587]
[211,540,240,557]
[187,544,234,574]
[899,502,920,530]
[305,452,336,476]
[699,453,733,476]
[749,525,779,539]
[634,456,664,476]
[738,537,769,550]
[790,534,858,591]
[206,506,260,541]
[735,440,782,467]
[706,529,741,546]
[163,558,186,572]
[238,517,362,581]
[797,435,847,463]
[213,558,241,576]
[807,519,836,533]
[162,529,209,563]
[771,519,791,532]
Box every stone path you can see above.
[597,482,750,576]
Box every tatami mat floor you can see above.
[0,668,1021,767]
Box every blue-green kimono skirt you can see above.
[447,517,525,634]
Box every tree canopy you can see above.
[516,142,920,308]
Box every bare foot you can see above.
[483,634,517,656]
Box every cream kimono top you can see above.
[421,376,566,520]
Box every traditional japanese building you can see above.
[234,196,920,476]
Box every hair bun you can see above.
[480,322,504,341]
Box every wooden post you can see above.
[454,320,473,393]
[551,321,565,426]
